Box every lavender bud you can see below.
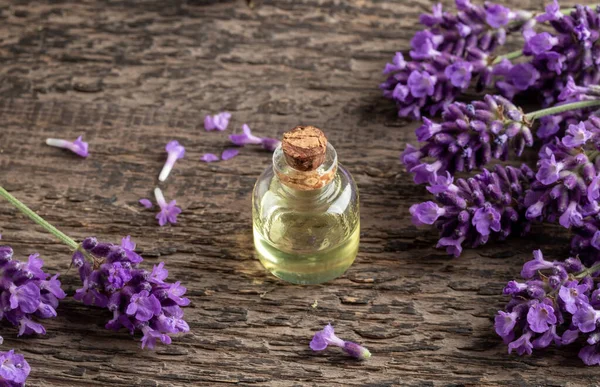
[91,243,112,258]
[0,246,14,263]
[82,237,98,251]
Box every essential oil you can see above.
[252,126,360,284]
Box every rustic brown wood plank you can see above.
[0,0,598,385]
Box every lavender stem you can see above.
[526,100,600,121]
[0,186,78,250]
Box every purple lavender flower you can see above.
[526,301,557,333]
[45,136,89,158]
[154,188,181,227]
[126,290,162,321]
[496,249,600,365]
[521,249,554,278]
[0,349,30,386]
[204,112,231,131]
[383,52,406,74]
[559,283,589,314]
[496,4,600,107]
[472,204,501,236]
[409,164,534,257]
[201,153,219,163]
[409,31,442,60]
[508,330,534,355]
[536,0,561,22]
[139,198,153,209]
[229,124,263,146]
[158,140,185,182]
[221,149,239,161]
[229,124,279,151]
[498,63,540,97]
[444,61,473,89]
[485,3,513,28]
[381,0,532,119]
[310,323,371,360]
[403,95,533,182]
[525,117,600,230]
[407,70,437,97]
[410,201,445,225]
[0,246,65,338]
[76,236,190,349]
[526,32,559,55]
[562,121,593,147]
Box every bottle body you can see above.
[252,144,359,284]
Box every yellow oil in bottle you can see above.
[253,210,359,285]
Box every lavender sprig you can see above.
[74,236,190,349]
[496,249,600,366]
[381,0,532,119]
[0,187,191,349]
[410,164,534,256]
[0,246,65,338]
[402,95,533,183]
[496,3,600,107]
[403,95,600,184]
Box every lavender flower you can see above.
[229,124,263,146]
[381,0,532,119]
[154,188,181,227]
[525,117,600,229]
[139,199,153,209]
[204,112,231,131]
[221,149,239,161]
[0,246,65,337]
[45,136,89,158]
[0,349,30,386]
[229,124,280,151]
[496,249,600,366]
[410,164,534,256]
[497,4,600,106]
[485,3,514,29]
[201,153,219,163]
[536,0,561,23]
[75,236,190,349]
[310,323,371,360]
[158,140,185,182]
[402,95,533,183]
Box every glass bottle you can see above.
[252,125,360,284]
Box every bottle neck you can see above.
[273,142,338,192]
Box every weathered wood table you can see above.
[1,0,597,385]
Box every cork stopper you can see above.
[282,126,327,171]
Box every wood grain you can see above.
[0,0,598,385]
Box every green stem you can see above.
[576,262,600,279]
[491,49,524,65]
[0,186,79,250]
[525,100,600,121]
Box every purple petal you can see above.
[139,198,153,209]
[201,153,220,163]
[221,149,240,161]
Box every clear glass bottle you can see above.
[252,126,360,284]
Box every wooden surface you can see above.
[0,0,598,385]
